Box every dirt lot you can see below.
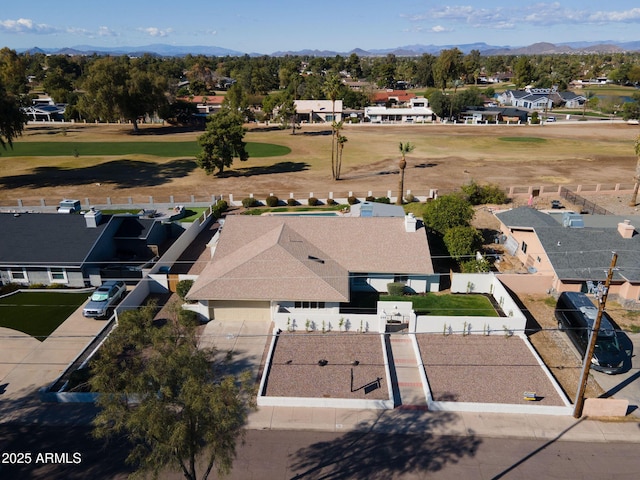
[1,121,639,205]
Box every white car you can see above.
[83,280,127,318]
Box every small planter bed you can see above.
[263,333,389,400]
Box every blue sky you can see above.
[1,1,639,53]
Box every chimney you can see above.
[405,213,417,232]
[84,207,102,228]
[617,219,635,239]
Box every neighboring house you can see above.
[497,87,585,112]
[497,89,553,110]
[365,97,434,124]
[0,210,173,288]
[555,91,586,109]
[23,104,66,122]
[293,100,343,123]
[371,90,416,107]
[187,215,439,322]
[460,107,529,123]
[177,95,225,115]
[495,207,640,307]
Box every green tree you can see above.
[0,48,28,96]
[422,194,474,234]
[433,48,463,91]
[443,225,483,260]
[197,108,249,175]
[79,56,167,131]
[513,56,534,88]
[397,142,415,204]
[90,304,255,480]
[0,81,26,152]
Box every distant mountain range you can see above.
[18,40,640,57]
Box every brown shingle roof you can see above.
[188,216,434,301]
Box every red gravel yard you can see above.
[264,333,389,401]
[417,335,566,406]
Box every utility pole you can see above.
[573,252,618,418]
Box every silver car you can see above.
[83,280,126,318]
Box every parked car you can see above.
[555,292,632,374]
[546,116,556,122]
[550,199,563,209]
[83,280,127,318]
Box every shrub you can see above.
[176,279,194,302]
[178,308,199,327]
[387,282,406,296]
[365,195,375,202]
[287,198,298,206]
[374,196,390,204]
[326,198,337,206]
[443,226,483,260]
[216,199,228,211]
[461,181,508,205]
[347,196,359,205]
[460,258,491,273]
[308,197,319,206]
[242,197,259,208]
[405,193,416,203]
[266,195,279,207]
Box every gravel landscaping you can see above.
[263,333,389,400]
[416,334,566,406]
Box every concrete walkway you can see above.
[388,334,428,408]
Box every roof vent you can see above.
[84,207,102,228]
[307,255,324,264]
[562,212,584,228]
[618,219,635,238]
[405,213,417,232]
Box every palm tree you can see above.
[331,120,344,179]
[630,134,640,206]
[323,74,341,180]
[397,142,415,205]
[336,134,348,180]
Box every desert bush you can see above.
[374,196,391,204]
[287,198,298,206]
[365,195,375,202]
[242,197,259,208]
[461,181,508,205]
[405,193,416,203]
[266,195,279,207]
[308,197,320,206]
[326,198,337,205]
[347,196,359,205]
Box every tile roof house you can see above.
[495,207,640,306]
[0,211,170,288]
[187,215,438,322]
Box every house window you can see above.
[394,275,408,283]
[9,269,28,283]
[521,241,528,254]
[294,301,325,309]
[48,268,68,283]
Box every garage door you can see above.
[210,300,271,322]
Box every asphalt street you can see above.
[2,425,640,479]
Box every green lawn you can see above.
[4,141,291,158]
[382,294,498,317]
[0,291,88,341]
[498,137,547,144]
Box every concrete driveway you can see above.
[592,333,640,416]
[0,302,111,400]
